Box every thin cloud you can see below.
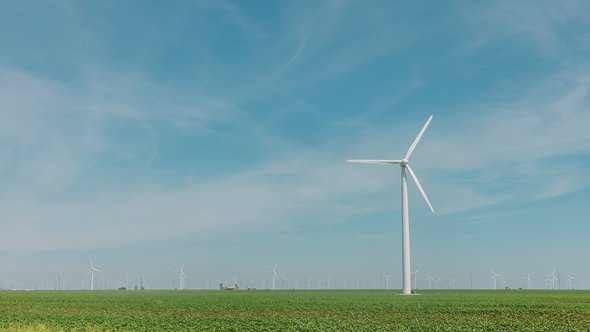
[452,1,590,61]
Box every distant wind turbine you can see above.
[383,274,393,290]
[174,264,186,290]
[87,261,101,291]
[521,274,532,290]
[348,115,435,295]
[448,278,456,289]
[266,265,279,290]
[567,273,575,290]
[490,269,501,290]
[412,269,420,290]
[326,275,332,290]
[550,270,558,290]
[426,272,435,290]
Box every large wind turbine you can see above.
[87,261,101,291]
[348,115,435,295]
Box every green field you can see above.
[1,290,590,331]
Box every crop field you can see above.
[1,290,590,331]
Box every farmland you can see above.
[1,290,590,331]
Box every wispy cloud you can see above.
[5,67,587,252]
[0,149,387,252]
[453,0,590,61]
[193,0,269,38]
[422,72,590,211]
[0,65,386,252]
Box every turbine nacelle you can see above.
[400,159,409,167]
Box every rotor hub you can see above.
[401,159,409,166]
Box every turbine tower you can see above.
[348,115,435,295]
[87,261,101,291]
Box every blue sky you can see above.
[1,0,590,290]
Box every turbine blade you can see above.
[347,159,401,165]
[405,115,433,160]
[405,165,434,213]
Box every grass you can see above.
[0,289,589,331]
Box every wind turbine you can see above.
[551,270,558,290]
[490,269,501,290]
[527,274,533,289]
[567,273,575,290]
[521,274,532,290]
[449,278,456,289]
[266,265,279,290]
[383,274,393,290]
[426,272,435,290]
[174,264,186,290]
[348,115,435,295]
[87,261,101,291]
[412,269,420,290]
